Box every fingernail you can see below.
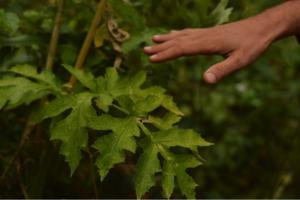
[144,46,152,51]
[205,73,217,84]
[150,55,158,60]
[171,30,179,33]
[153,35,161,39]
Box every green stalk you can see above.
[68,0,107,89]
[46,0,64,70]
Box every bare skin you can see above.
[144,0,300,84]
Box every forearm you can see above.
[259,0,300,42]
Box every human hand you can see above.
[144,19,275,84]
[144,1,300,84]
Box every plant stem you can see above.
[68,0,107,89]
[46,0,64,71]
[137,122,153,139]
[0,122,35,182]
[111,104,130,115]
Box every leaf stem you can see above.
[137,122,153,139]
[111,104,130,115]
[46,0,64,71]
[68,0,107,89]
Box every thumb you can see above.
[203,53,245,84]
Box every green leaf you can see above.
[105,67,119,91]
[149,113,181,130]
[211,0,233,25]
[50,93,96,175]
[110,70,147,97]
[133,95,164,115]
[0,77,53,109]
[31,95,76,123]
[108,0,145,33]
[135,124,212,199]
[135,142,161,199]
[152,128,213,149]
[9,64,61,92]
[89,115,140,180]
[162,96,184,116]
[122,29,159,54]
[162,154,202,199]
[94,24,110,48]
[161,160,175,199]
[63,64,96,91]
[94,94,113,112]
[0,88,8,109]
[0,9,20,36]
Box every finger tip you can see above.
[152,35,162,42]
[150,55,160,62]
[143,46,152,54]
[204,72,217,84]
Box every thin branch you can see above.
[0,122,35,182]
[16,158,29,199]
[68,0,107,89]
[46,0,64,71]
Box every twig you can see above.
[46,0,64,70]
[272,172,293,199]
[68,0,107,89]
[16,158,29,199]
[0,122,35,182]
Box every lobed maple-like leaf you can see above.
[135,142,161,199]
[88,115,140,180]
[0,65,63,110]
[9,64,62,92]
[211,0,233,25]
[0,77,53,109]
[33,92,96,175]
[135,125,212,199]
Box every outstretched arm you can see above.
[144,0,300,84]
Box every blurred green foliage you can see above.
[0,0,300,198]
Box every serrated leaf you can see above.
[135,142,161,199]
[105,67,119,91]
[9,64,62,92]
[122,29,163,54]
[63,65,96,91]
[152,128,213,149]
[162,96,184,116]
[0,77,53,109]
[0,9,20,36]
[162,154,202,199]
[94,94,113,112]
[31,95,76,123]
[94,24,110,48]
[110,70,147,97]
[149,113,181,130]
[50,93,96,175]
[135,125,212,199]
[0,88,9,109]
[211,0,233,25]
[161,160,175,199]
[133,95,164,115]
[89,115,140,180]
